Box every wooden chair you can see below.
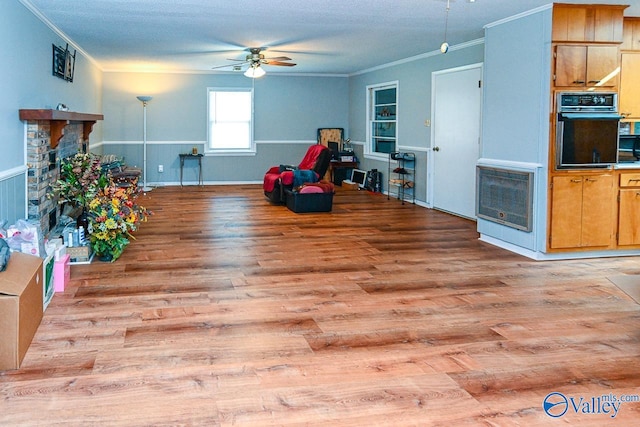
[317,128,344,148]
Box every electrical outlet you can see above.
[158,164,163,173]
[424,119,431,127]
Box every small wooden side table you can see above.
[179,153,204,186]
[328,160,358,185]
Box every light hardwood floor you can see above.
[1,185,639,426]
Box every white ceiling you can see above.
[22,0,640,75]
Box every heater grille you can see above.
[476,166,533,232]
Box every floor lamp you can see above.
[136,96,153,192]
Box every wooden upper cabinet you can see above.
[593,7,625,42]
[586,45,620,87]
[553,6,588,41]
[622,18,640,50]
[620,53,640,119]
[554,45,619,87]
[552,4,626,43]
[555,45,587,86]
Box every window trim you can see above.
[206,87,255,155]
[365,80,398,161]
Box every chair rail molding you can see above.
[0,165,28,181]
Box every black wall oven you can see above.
[556,92,622,168]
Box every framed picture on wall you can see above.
[52,43,75,82]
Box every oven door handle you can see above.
[558,113,623,120]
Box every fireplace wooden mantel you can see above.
[19,109,104,149]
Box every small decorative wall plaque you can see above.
[52,43,76,82]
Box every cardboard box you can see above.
[67,245,92,264]
[341,180,359,190]
[0,252,43,371]
[54,254,70,293]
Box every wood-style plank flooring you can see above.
[1,185,639,426]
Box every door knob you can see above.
[433,146,440,152]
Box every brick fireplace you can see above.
[20,110,103,238]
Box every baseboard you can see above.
[479,234,640,261]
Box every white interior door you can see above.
[430,64,482,219]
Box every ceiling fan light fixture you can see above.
[244,64,266,78]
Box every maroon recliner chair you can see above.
[263,144,331,204]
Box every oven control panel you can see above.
[558,92,617,111]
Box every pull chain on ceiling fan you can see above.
[440,0,476,54]
[441,0,451,54]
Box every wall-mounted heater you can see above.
[476,166,533,232]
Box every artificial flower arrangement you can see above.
[87,183,150,262]
[51,152,108,208]
[50,152,151,262]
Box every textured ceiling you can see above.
[22,0,640,75]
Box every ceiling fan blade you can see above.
[266,61,296,67]
[265,56,292,61]
[212,61,245,70]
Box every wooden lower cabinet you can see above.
[618,173,640,245]
[550,174,614,249]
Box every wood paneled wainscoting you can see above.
[1,185,639,426]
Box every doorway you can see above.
[428,63,483,219]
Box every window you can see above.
[207,88,254,154]
[366,82,398,157]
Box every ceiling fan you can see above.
[213,47,296,78]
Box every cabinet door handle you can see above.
[585,178,597,182]
[573,80,586,84]
[629,179,640,182]
[571,179,583,183]
[636,192,640,197]
[588,80,601,84]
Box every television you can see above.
[350,169,367,189]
